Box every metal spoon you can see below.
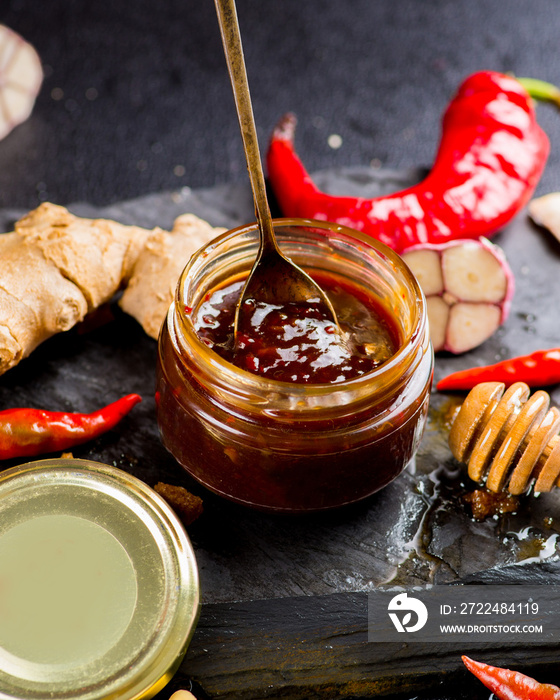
[213,0,339,341]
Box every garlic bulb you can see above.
[0,25,42,140]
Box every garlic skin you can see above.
[0,25,43,141]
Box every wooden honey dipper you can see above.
[448,381,560,494]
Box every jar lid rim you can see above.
[0,459,200,700]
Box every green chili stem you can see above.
[517,76,560,107]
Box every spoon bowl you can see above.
[213,0,340,342]
[233,215,340,338]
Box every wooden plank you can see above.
[168,592,560,699]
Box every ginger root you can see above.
[0,202,225,375]
[120,213,225,339]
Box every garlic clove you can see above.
[0,25,43,141]
[446,302,502,355]
[441,240,508,303]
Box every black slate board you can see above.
[1,169,560,698]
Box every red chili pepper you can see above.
[437,348,560,391]
[462,655,560,700]
[0,393,142,459]
[266,71,549,253]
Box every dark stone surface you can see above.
[1,170,560,696]
[3,169,559,606]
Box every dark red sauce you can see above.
[193,275,398,383]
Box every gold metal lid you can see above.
[0,459,200,700]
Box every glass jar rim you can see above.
[175,217,427,397]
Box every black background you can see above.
[1,0,560,211]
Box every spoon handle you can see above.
[214,0,277,254]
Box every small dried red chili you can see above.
[462,655,560,700]
[266,71,549,253]
[437,348,560,391]
[0,393,142,459]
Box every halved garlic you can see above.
[402,237,514,354]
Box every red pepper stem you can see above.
[516,76,560,108]
[0,393,142,459]
[462,655,560,700]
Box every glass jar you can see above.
[156,219,433,513]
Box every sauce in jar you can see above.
[156,220,433,513]
[193,274,397,384]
